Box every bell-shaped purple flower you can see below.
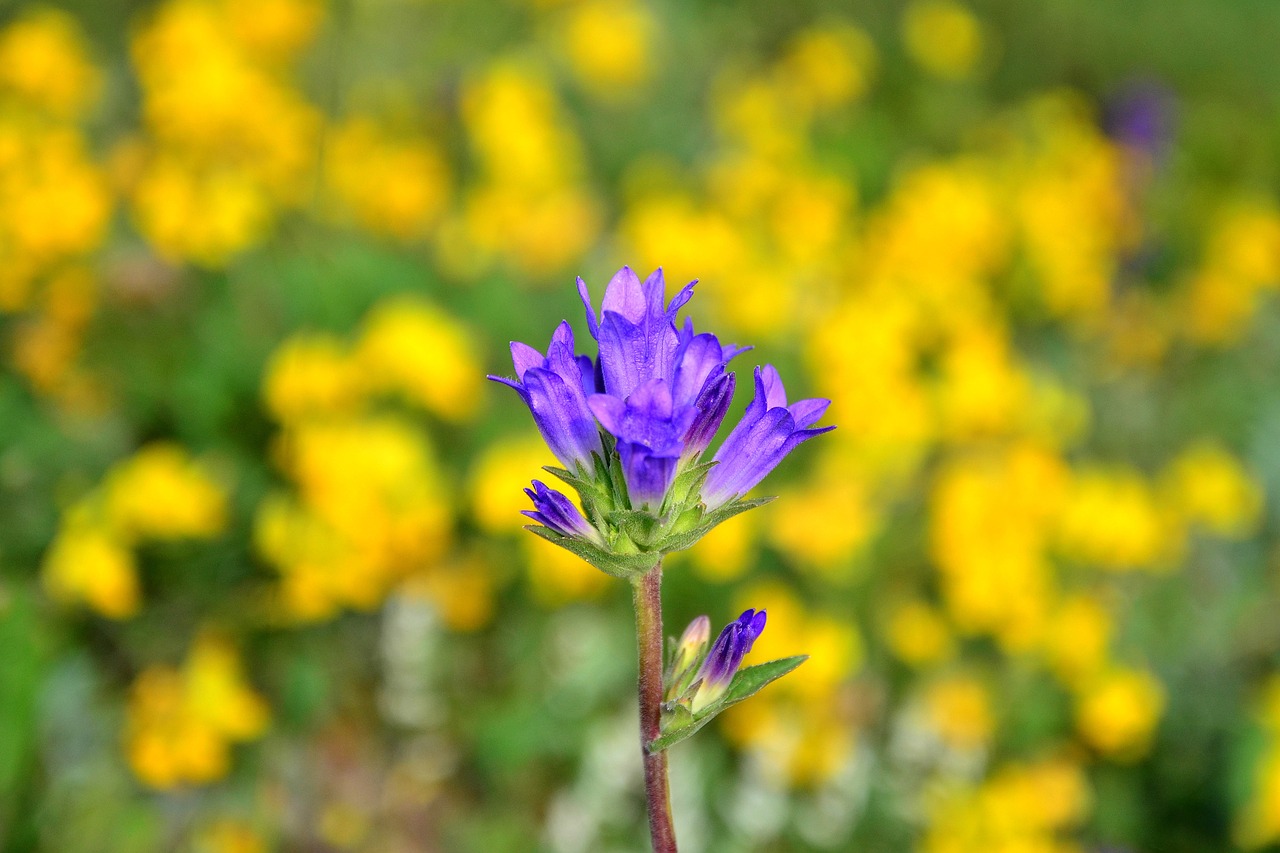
[691,608,767,713]
[522,480,604,546]
[589,379,697,509]
[702,365,834,510]
[488,321,602,472]
[578,266,695,399]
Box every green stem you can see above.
[633,563,678,853]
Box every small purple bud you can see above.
[691,609,767,714]
[522,480,604,546]
[682,371,735,460]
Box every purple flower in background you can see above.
[702,365,834,510]
[488,321,602,472]
[522,480,604,546]
[1104,80,1175,161]
[691,609,767,713]
[589,379,697,508]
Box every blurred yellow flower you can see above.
[325,117,450,241]
[1161,442,1263,538]
[562,0,656,95]
[1041,593,1111,689]
[468,433,557,535]
[1056,466,1180,571]
[262,332,364,423]
[260,415,451,620]
[902,0,984,80]
[193,820,268,853]
[126,633,269,788]
[777,23,877,111]
[355,298,482,422]
[42,522,140,619]
[886,600,954,667]
[103,443,229,540]
[924,673,994,750]
[1075,667,1164,758]
[0,8,100,117]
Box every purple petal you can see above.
[510,341,544,380]
[577,276,599,339]
[601,266,646,323]
[587,393,627,435]
[788,398,831,429]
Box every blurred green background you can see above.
[3,0,1280,850]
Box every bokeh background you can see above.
[3,0,1280,850]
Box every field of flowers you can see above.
[3,0,1280,850]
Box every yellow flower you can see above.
[42,522,140,619]
[193,820,268,853]
[224,0,324,63]
[260,416,451,620]
[103,443,229,540]
[776,23,877,111]
[886,600,955,666]
[902,0,984,80]
[767,474,877,575]
[1041,594,1111,689]
[126,632,269,789]
[324,117,450,240]
[561,0,656,95]
[0,9,101,117]
[261,332,365,423]
[1161,442,1263,538]
[468,433,557,535]
[1056,466,1180,571]
[355,298,482,422]
[1075,667,1164,758]
[924,673,994,749]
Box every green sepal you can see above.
[663,460,718,512]
[607,509,663,549]
[523,525,653,579]
[653,495,777,554]
[648,655,807,752]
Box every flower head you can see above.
[691,608,767,713]
[489,267,831,571]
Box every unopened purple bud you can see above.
[691,608,767,714]
[522,480,604,546]
[682,371,735,460]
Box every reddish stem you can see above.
[633,564,678,853]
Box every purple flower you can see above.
[522,480,604,546]
[589,379,697,508]
[578,266,695,399]
[702,365,833,510]
[488,321,602,472]
[691,609,767,713]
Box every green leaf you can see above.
[523,525,652,579]
[722,655,808,704]
[648,655,807,752]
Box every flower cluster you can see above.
[490,266,832,574]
